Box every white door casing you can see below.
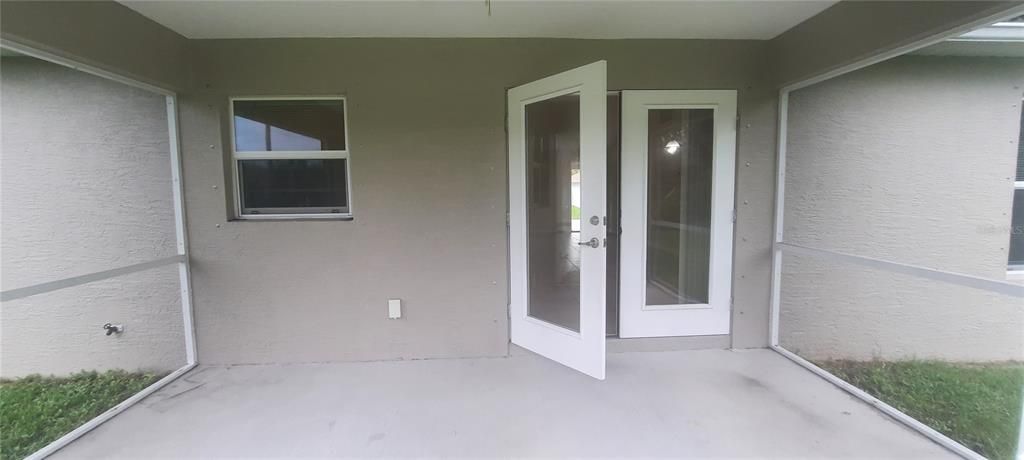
[619,90,736,338]
[508,61,607,379]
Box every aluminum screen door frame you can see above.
[508,61,607,379]
[618,90,736,338]
[0,38,198,460]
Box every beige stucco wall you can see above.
[780,56,1024,362]
[0,1,191,92]
[0,57,185,377]
[180,39,779,365]
[5,0,1015,367]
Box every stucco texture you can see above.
[181,39,779,365]
[3,0,1014,369]
[1,57,185,377]
[780,56,1024,362]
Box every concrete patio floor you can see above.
[55,348,952,458]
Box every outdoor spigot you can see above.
[103,323,124,336]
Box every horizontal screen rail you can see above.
[776,242,1024,299]
[0,255,186,302]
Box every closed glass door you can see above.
[619,90,736,338]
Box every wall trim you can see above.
[0,256,185,302]
[0,38,174,96]
[777,242,1024,298]
[779,3,1024,94]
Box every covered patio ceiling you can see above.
[117,0,837,40]
[52,349,949,458]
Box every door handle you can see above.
[578,237,600,248]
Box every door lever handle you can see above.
[578,237,600,248]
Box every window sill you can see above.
[232,214,353,222]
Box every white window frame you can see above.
[229,96,353,220]
[1009,100,1024,275]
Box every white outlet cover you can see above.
[387,299,401,319]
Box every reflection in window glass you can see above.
[234,116,268,152]
[526,93,582,332]
[231,98,351,217]
[239,159,348,213]
[233,99,346,151]
[646,108,713,305]
[269,126,321,151]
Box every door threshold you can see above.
[607,335,730,353]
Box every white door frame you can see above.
[618,90,736,338]
[508,61,607,379]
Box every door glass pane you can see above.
[646,108,713,305]
[526,93,581,332]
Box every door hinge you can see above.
[732,209,737,223]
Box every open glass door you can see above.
[508,61,607,379]
[619,90,736,338]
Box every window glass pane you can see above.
[646,108,713,305]
[239,159,348,213]
[1009,189,1024,267]
[1016,106,1023,181]
[234,116,268,152]
[233,100,346,151]
[526,92,581,332]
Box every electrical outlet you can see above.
[387,299,402,319]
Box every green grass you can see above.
[0,370,164,460]
[571,205,581,220]
[818,360,1023,460]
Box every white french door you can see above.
[508,61,607,379]
[619,90,736,338]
